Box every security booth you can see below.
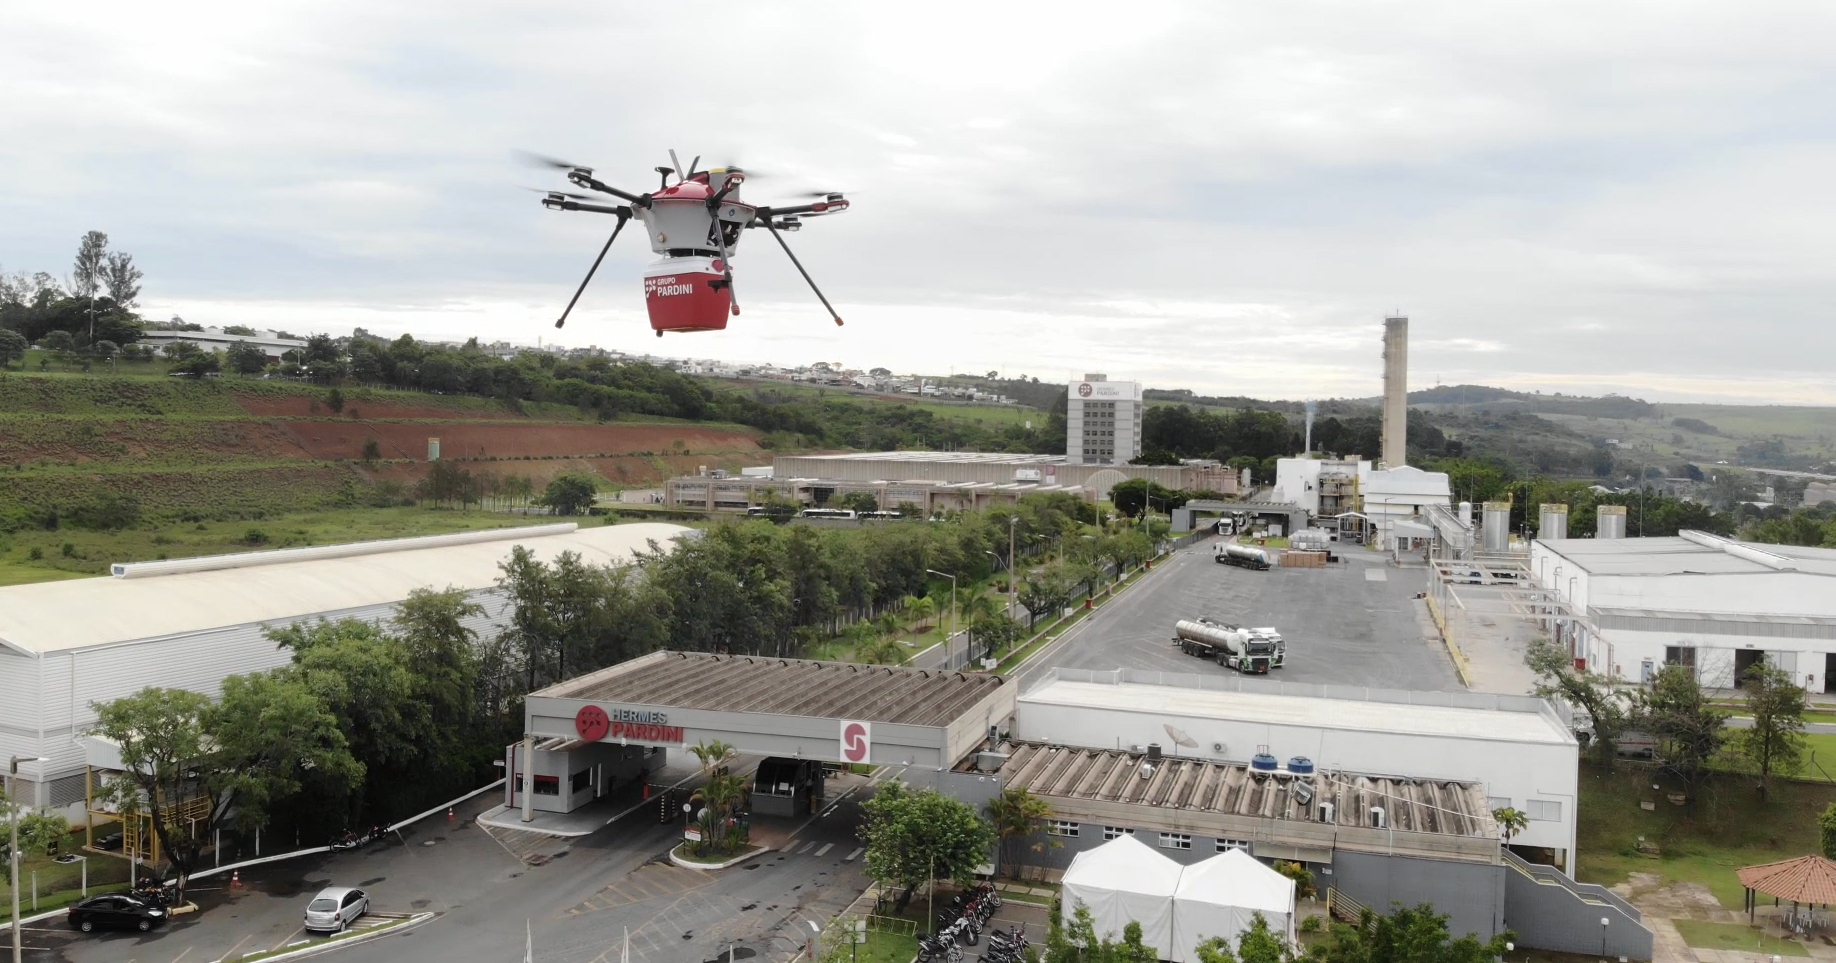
[506,736,657,815]
[752,757,826,817]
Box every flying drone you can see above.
[531,150,851,336]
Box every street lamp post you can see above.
[925,570,957,668]
[11,755,49,963]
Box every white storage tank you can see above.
[1597,504,1628,539]
[1538,504,1569,541]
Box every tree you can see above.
[89,683,359,898]
[164,339,202,360]
[71,231,108,329]
[1194,913,1292,963]
[860,781,996,893]
[1819,803,1836,860]
[1636,664,1728,810]
[225,341,268,375]
[15,811,72,858]
[1306,904,1510,963]
[173,351,222,377]
[222,324,257,336]
[1525,640,1628,761]
[969,612,1023,660]
[539,472,599,515]
[1492,806,1529,845]
[90,339,118,362]
[1109,479,1185,519]
[271,619,426,819]
[327,388,345,413]
[836,490,880,514]
[42,328,75,365]
[393,587,485,763]
[1737,662,1806,800]
[100,250,143,309]
[0,328,26,368]
[984,786,1054,875]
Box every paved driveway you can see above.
[1019,540,1461,692]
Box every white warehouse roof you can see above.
[1540,533,1836,578]
[1022,678,1572,746]
[0,522,688,656]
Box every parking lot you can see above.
[1018,538,1463,692]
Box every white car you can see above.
[303,886,369,933]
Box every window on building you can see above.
[1158,832,1192,850]
[1216,838,1251,853]
[1103,826,1135,840]
[1665,646,1696,667]
[1527,799,1561,821]
[571,769,593,794]
[1487,796,1511,811]
[1047,820,1080,837]
[533,775,561,796]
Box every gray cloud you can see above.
[3,0,1835,402]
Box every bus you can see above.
[797,508,857,519]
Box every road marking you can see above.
[218,934,255,961]
[845,846,864,862]
[796,840,816,854]
[168,947,194,963]
[815,842,834,857]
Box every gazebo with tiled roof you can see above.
[1737,855,1836,924]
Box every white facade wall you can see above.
[1014,698,1578,873]
[0,592,508,811]
[1531,540,1836,690]
[1067,378,1143,466]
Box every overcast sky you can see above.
[5,2,1835,404]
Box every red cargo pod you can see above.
[644,257,731,334]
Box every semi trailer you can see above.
[1172,618,1285,674]
[1214,543,1271,570]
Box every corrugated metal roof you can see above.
[986,742,1493,837]
[0,523,688,656]
[533,651,1006,727]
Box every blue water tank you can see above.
[1250,753,1279,772]
[1287,756,1316,774]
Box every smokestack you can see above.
[1538,504,1569,541]
[1304,400,1316,455]
[1597,505,1627,539]
[1381,316,1408,469]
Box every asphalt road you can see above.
[1018,538,1462,693]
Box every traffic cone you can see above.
[446,807,455,822]
[231,871,242,888]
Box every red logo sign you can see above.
[575,705,610,742]
[840,720,872,763]
[1077,383,1093,397]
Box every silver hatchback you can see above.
[303,886,369,933]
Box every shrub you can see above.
[243,528,270,545]
[1300,915,1321,933]
[61,542,76,557]
[28,546,43,560]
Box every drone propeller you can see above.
[522,187,595,200]
[516,150,593,174]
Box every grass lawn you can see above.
[0,833,134,923]
[1671,919,1809,957]
[1575,764,1836,910]
[854,928,921,963]
[0,506,548,584]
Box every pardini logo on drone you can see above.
[645,277,696,297]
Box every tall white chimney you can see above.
[1381,316,1408,469]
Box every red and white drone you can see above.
[531,150,850,336]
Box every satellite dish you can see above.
[1163,724,1199,749]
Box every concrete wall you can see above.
[1503,855,1653,959]
[1332,851,1505,943]
[508,741,654,814]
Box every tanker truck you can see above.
[1171,619,1283,673]
[1214,543,1271,570]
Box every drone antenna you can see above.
[668,149,685,180]
[762,219,844,327]
[553,209,632,329]
[687,155,701,177]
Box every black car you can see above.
[67,894,168,933]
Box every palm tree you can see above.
[984,786,1054,876]
[862,638,909,666]
[689,739,737,775]
[698,771,749,855]
[902,594,937,631]
[1492,806,1529,846]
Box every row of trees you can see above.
[90,589,512,897]
[1530,643,1806,804]
[1043,902,1508,963]
[1,231,147,347]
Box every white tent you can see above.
[1171,849,1297,961]
[1061,835,1182,958]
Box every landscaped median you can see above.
[669,842,771,870]
[217,912,437,963]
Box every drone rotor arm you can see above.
[567,171,648,206]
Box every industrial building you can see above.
[0,522,687,814]
[138,325,308,362]
[1067,373,1144,466]
[1268,458,1453,552]
[667,452,1242,512]
[1528,531,1836,691]
[1011,670,1579,872]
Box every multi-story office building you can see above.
[1067,373,1143,466]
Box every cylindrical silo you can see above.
[1459,501,1473,527]
[1597,504,1628,539]
[1538,503,1569,541]
[1482,501,1511,552]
